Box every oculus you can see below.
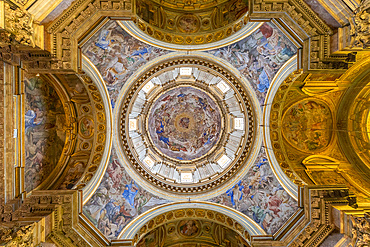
[117,58,257,196]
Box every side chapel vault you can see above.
[1,0,370,246]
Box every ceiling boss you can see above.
[118,58,257,197]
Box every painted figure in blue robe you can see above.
[101,199,120,222]
[25,110,42,133]
[257,69,270,92]
[122,181,139,207]
[226,180,244,208]
[130,47,151,58]
[95,30,110,50]
[251,205,266,228]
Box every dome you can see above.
[116,57,257,198]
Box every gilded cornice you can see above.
[1,0,360,72]
[0,186,356,246]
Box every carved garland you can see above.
[119,58,255,193]
[1,2,35,47]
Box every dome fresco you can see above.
[148,86,222,161]
[81,19,299,240]
[119,62,255,194]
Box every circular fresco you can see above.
[178,219,200,237]
[177,14,200,33]
[148,87,221,161]
[282,100,333,152]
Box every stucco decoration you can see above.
[136,218,250,246]
[349,0,370,49]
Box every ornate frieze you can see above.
[134,209,251,246]
[134,0,249,45]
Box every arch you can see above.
[118,20,263,51]
[118,201,265,241]
[263,56,299,200]
[80,55,113,204]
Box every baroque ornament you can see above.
[349,0,370,49]
[2,2,35,47]
[148,86,222,161]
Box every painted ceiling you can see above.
[71,19,298,240]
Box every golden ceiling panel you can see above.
[134,0,249,45]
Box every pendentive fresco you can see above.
[83,148,171,239]
[82,20,298,239]
[209,148,298,235]
[209,22,297,103]
[81,21,171,106]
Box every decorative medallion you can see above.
[148,86,222,161]
[79,116,94,138]
[177,14,200,33]
[178,219,200,237]
[282,100,333,152]
[117,57,257,196]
